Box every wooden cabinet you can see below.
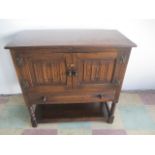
[5,30,136,127]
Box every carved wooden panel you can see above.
[75,51,118,87]
[18,58,67,86]
[79,59,115,83]
[32,60,66,85]
[13,52,72,92]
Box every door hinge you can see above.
[112,79,120,86]
[118,55,126,64]
[20,79,29,89]
[16,57,24,67]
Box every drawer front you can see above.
[27,90,115,105]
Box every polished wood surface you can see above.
[6,30,136,127]
[5,30,136,49]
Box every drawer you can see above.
[27,91,115,104]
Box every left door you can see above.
[11,50,72,94]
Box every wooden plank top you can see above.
[5,29,137,49]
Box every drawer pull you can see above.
[96,94,106,99]
[42,96,47,103]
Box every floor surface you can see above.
[0,91,155,135]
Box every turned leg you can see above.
[105,102,117,123]
[100,102,109,119]
[107,102,117,123]
[28,104,38,127]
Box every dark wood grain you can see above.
[36,103,109,123]
[6,30,136,127]
[5,30,136,49]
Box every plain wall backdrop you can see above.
[0,19,155,94]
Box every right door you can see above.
[74,49,119,90]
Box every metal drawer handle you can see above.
[96,94,106,99]
[42,96,47,103]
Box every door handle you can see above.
[66,69,77,76]
[66,69,73,76]
[71,70,78,76]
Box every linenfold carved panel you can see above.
[79,59,115,84]
[21,59,67,86]
[32,60,66,85]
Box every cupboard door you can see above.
[73,50,119,89]
[12,50,72,93]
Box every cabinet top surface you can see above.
[5,29,137,49]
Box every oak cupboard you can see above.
[5,30,136,127]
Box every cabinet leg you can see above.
[28,105,38,127]
[107,116,114,123]
[106,102,117,124]
[100,102,109,119]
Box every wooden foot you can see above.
[31,118,38,127]
[105,102,117,124]
[107,116,114,123]
[100,102,108,119]
[28,105,38,128]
